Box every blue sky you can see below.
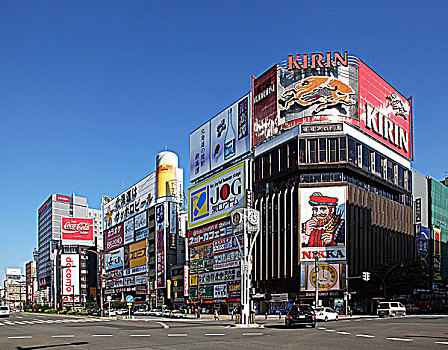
[0,0,447,281]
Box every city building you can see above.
[250,52,414,314]
[188,94,251,314]
[4,268,26,309]
[25,260,37,305]
[36,193,101,307]
[101,151,185,311]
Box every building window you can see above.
[254,157,262,182]
[375,153,382,176]
[348,138,357,165]
[398,166,404,188]
[329,138,338,163]
[299,139,306,164]
[387,160,394,183]
[288,140,298,168]
[339,137,347,161]
[308,139,317,163]
[319,138,327,163]
[279,145,287,171]
[271,150,279,175]
[262,154,270,178]
[362,146,370,171]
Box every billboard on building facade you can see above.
[169,201,177,250]
[213,235,242,254]
[300,186,346,262]
[102,173,156,230]
[189,242,213,261]
[198,268,241,285]
[124,239,147,269]
[61,254,80,297]
[156,152,179,198]
[253,65,278,146]
[433,225,442,281]
[188,161,246,229]
[277,60,357,133]
[188,217,232,246]
[124,218,135,245]
[156,204,166,289]
[416,226,430,268]
[300,262,345,291]
[190,94,252,182]
[61,218,94,246]
[213,249,241,270]
[358,59,412,160]
[56,194,71,203]
[104,223,124,251]
[253,53,412,160]
[105,247,124,271]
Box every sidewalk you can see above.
[182,313,376,321]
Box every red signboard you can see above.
[104,223,124,251]
[61,218,94,246]
[252,65,278,146]
[56,194,71,203]
[358,59,412,160]
[188,217,232,246]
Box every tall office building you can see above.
[37,193,101,305]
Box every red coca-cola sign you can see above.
[61,217,94,246]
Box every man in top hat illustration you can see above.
[302,192,344,247]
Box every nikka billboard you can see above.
[252,52,413,160]
[300,186,347,262]
[188,161,246,229]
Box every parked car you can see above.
[285,304,316,328]
[149,309,162,316]
[170,310,184,318]
[134,309,150,316]
[161,309,171,317]
[377,302,406,317]
[314,307,339,321]
[0,306,10,318]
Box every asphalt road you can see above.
[0,312,447,349]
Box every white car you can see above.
[314,307,339,321]
[161,309,171,317]
[149,309,162,316]
[377,302,406,317]
[0,306,10,318]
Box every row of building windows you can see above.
[254,136,411,192]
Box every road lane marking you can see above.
[17,316,23,319]
[8,336,32,339]
[52,335,74,338]
[14,321,25,325]
[435,342,448,345]
[168,334,187,337]
[341,320,351,322]
[92,334,114,337]
[243,333,263,336]
[318,327,326,330]
[157,322,169,329]
[130,334,151,337]
[356,334,375,338]
[325,329,335,332]
[205,334,226,336]
[387,338,413,342]
[337,331,351,335]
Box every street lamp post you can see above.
[231,208,260,326]
[382,262,404,299]
[314,252,319,308]
[86,249,106,317]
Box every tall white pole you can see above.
[314,253,319,308]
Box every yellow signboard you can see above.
[124,239,147,269]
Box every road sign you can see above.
[362,271,371,282]
[107,296,112,302]
[126,295,134,303]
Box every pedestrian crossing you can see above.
[0,318,109,327]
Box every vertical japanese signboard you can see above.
[156,204,166,289]
[169,201,177,250]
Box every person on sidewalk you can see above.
[214,310,219,321]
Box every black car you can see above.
[285,304,316,328]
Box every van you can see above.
[377,302,406,317]
[0,306,10,318]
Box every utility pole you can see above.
[314,252,319,308]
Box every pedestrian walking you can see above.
[214,310,219,320]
